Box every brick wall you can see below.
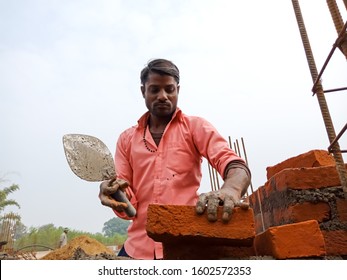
[249,149,347,257]
[146,149,347,259]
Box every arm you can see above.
[98,130,138,219]
[188,117,251,222]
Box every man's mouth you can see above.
[155,103,170,109]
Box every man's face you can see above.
[141,72,179,118]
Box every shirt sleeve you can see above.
[188,117,248,178]
[223,160,251,180]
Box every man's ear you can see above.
[177,85,180,94]
[141,85,145,98]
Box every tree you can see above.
[0,183,20,217]
[13,221,27,240]
[0,181,21,250]
[0,181,21,232]
[15,224,124,250]
[102,217,130,237]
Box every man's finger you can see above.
[111,178,129,190]
[100,180,118,194]
[222,197,235,223]
[196,193,208,214]
[100,195,128,211]
[206,196,219,222]
[236,201,250,210]
[110,198,128,211]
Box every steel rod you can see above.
[328,123,347,152]
[241,137,254,193]
[292,0,347,196]
[311,20,347,95]
[324,87,347,93]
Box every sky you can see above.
[0,0,346,234]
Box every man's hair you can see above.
[140,58,180,85]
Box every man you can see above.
[99,58,251,259]
[58,228,69,248]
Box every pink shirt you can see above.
[114,108,245,259]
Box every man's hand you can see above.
[99,177,130,212]
[196,189,249,223]
[196,166,250,223]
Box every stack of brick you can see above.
[146,204,256,259]
[249,149,347,258]
[146,149,346,259]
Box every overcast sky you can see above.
[1,0,346,234]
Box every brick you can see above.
[253,213,266,234]
[249,186,269,233]
[272,202,331,225]
[146,204,255,246]
[321,230,347,256]
[248,188,263,214]
[265,165,346,192]
[254,220,326,259]
[266,150,335,180]
[248,187,261,206]
[261,211,272,233]
[163,243,256,260]
[336,198,347,222]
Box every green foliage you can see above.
[1,178,129,251]
[0,181,21,218]
[14,224,128,252]
[0,180,22,246]
[13,221,27,240]
[102,217,131,237]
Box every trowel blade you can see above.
[62,133,136,217]
[62,134,116,182]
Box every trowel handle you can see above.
[111,189,136,217]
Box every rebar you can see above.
[326,0,347,58]
[292,0,347,197]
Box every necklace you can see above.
[143,124,164,153]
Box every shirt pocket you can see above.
[165,141,199,175]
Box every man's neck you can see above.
[148,115,172,133]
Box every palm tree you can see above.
[0,183,21,216]
[0,182,21,250]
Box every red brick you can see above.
[266,150,335,180]
[272,202,331,225]
[254,220,326,259]
[163,243,256,260]
[248,188,258,207]
[321,230,347,256]
[265,165,345,192]
[261,211,272,232]
[253,213,266,234]
[336,198,347,222]
[248,188,264,213]
[146,204,255,246]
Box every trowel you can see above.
[62,134,136,217]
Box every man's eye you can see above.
[150,87,159,94]
[166,86,175,93]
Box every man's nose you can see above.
[158,89,168,100]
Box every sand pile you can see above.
[41,235,117,260]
